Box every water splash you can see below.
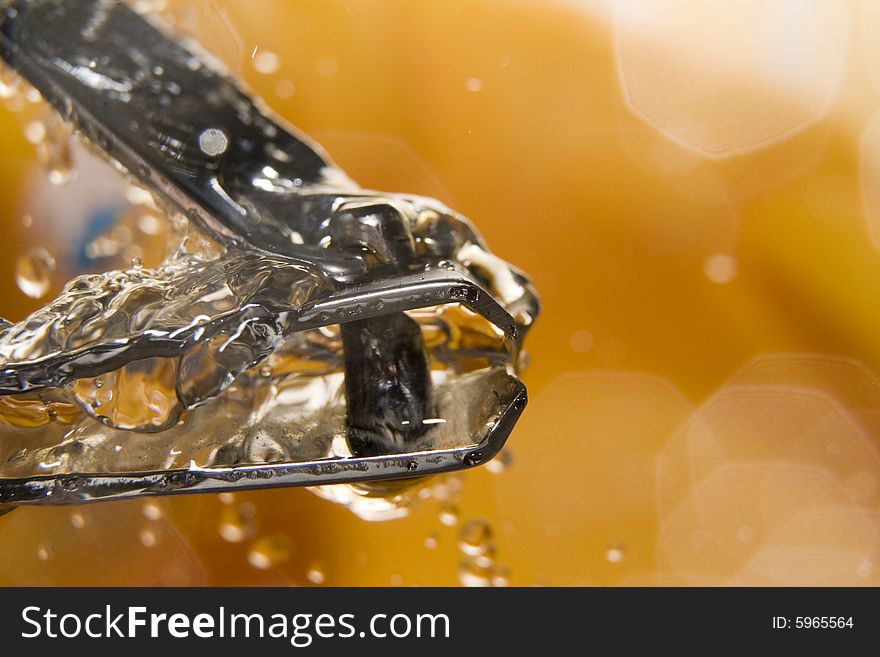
[0,0,538,515]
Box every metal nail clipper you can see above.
[0,0,539,506]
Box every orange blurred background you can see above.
[1,0,879,585]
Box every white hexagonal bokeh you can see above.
[657,354,880,583]
[615,0,850,158]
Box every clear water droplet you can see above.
[485,448,513,474]
[131,0,168,14]
[252,50,280,75]
[458,560,493,587]
[457,517,502,581]
[23,120,46,144]
[604,543,626,564]
[458,518,494,558]
[24,86,41,103]
[704,253,738,284]
[139,529,157,547]
[38,118,75,185]
[247,532,292,569]
[219,502,256,543]
[439,503,459,527]
[856,560,875,579]
[0,67,20,99]
[15,248,55,299]
[491,565,511,587]
[465,77,484,92]
[142,500,162,520]
[306,562,326,584]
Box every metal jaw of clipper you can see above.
[0,266,527,506]
[0,0,536,506]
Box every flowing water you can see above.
[0,0,536,514]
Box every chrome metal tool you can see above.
[0,0,538,506]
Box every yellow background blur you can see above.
[1,0,879,585]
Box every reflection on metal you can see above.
[0,0,538,505]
